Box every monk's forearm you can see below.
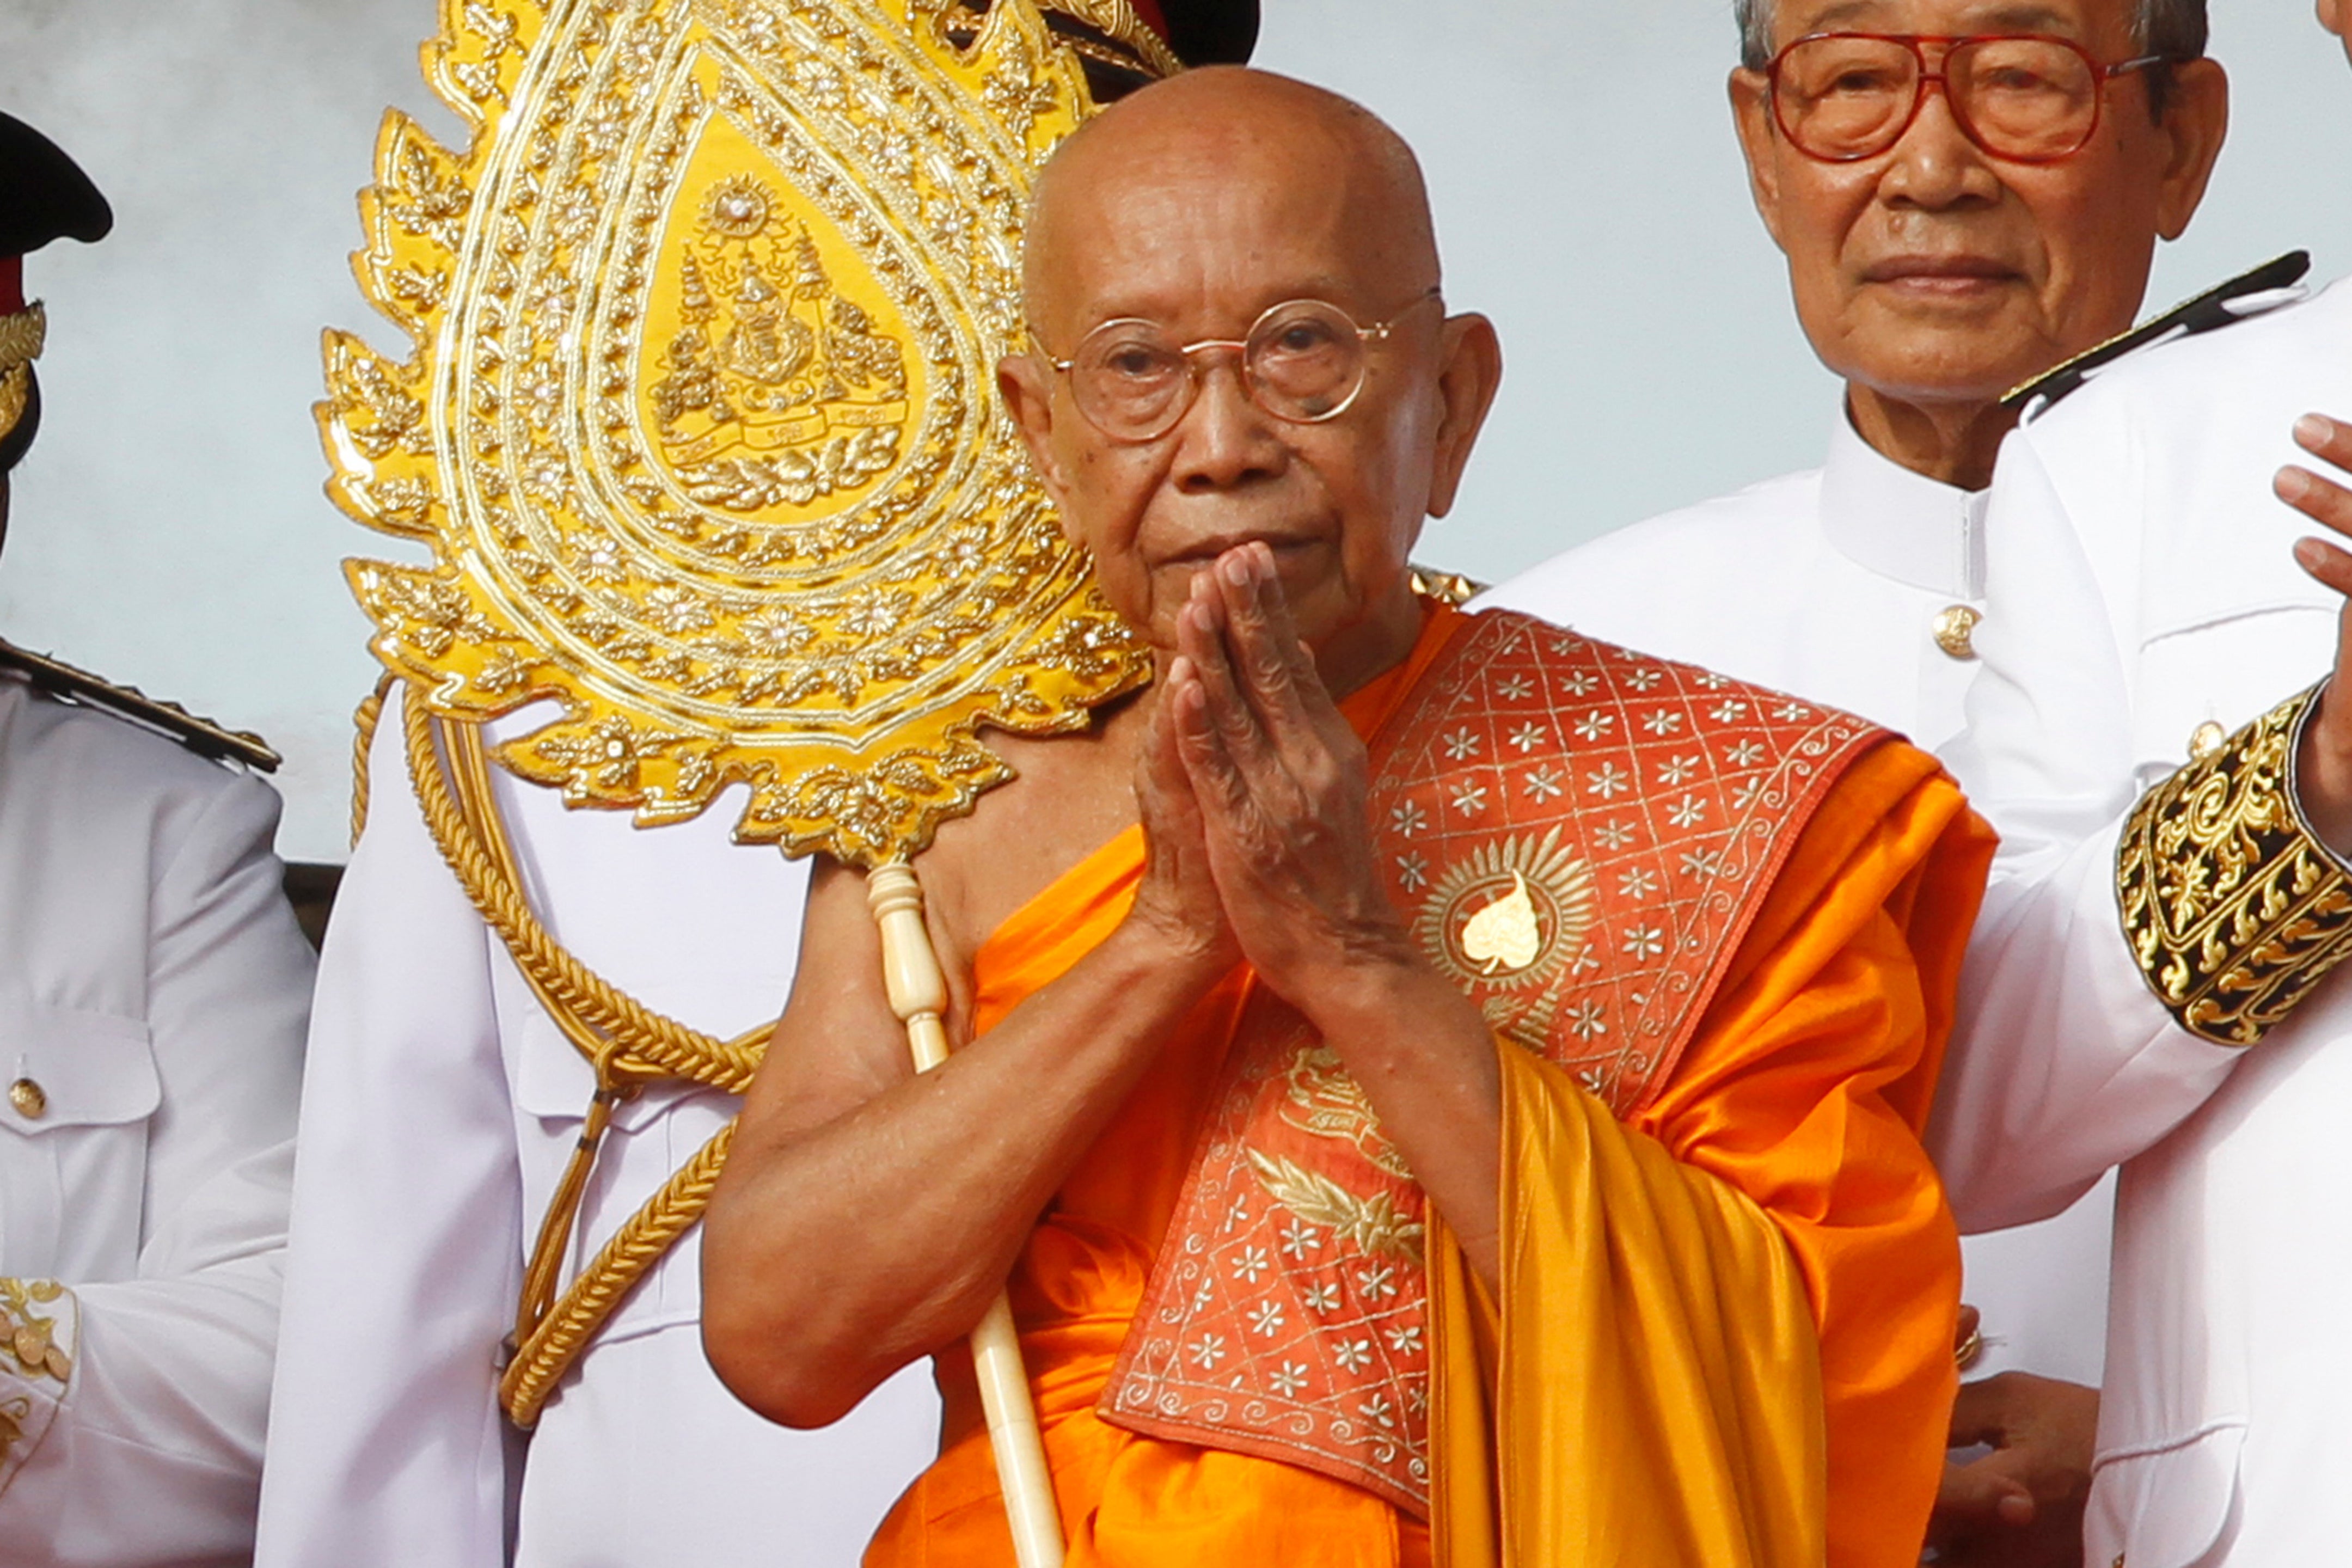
[1300,952,1505,1288]
[705,925,1215,1426]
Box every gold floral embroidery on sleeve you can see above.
[1,1281,74,1388]
[0,1279,75,1474]
[2117,686,2352,1045]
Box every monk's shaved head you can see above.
[998,65,1500,677]
[1024,67,1440,332]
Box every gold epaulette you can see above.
[2117,686,2352,1045]
[0,639,280,772]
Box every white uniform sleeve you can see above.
[0,771,314,1566]
[254,688,523,1568]
[1933,429,2245,1233]
[1931,824,2242,1232]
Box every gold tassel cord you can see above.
[512,1088,620,1355]
[440,718,683,1090]
[437,715,679,1362]
[350,673,396,849]
[500,1122,737,1429]
[395,683,777,1422]
[400,691,765,1095]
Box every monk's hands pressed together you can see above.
[1156,542,1503,1282]
[1126,663,1241,979]
[2280,412,2352,850]
[1162,543,1413,1004]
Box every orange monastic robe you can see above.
[867,604,1988,1568]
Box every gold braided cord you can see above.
[396,683,783,1423]
[439,721,703,1369]
[400,690,764,1095]
[500,1122,736,1428]
[440,719,670,1083]
[511,1090,619,1358]
[350,673,396,850]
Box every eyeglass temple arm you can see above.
[1367,286,1448,339]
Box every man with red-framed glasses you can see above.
[1924,3,2352,1564]
[1480,2,2229,1564]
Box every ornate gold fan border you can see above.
[320,0,1156,864]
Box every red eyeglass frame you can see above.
[1763,32,2169,166]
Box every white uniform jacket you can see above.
[1478,413,2112,1389]
[254,687,936,1568]
[0,674,314,1567]
[1947,272,2352,1567]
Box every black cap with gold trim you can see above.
[943,0,1259,101]
[1,113,113,469]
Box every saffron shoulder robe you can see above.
[866,603,1993,1568]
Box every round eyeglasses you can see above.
[1034,289,1444,444]
[1766,33,2168,165]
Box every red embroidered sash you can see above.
[1098,608,1887,1513]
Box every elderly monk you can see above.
[703,68,1994,1567]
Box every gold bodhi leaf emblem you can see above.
[1460,872,1542,976]
[323,0,1154,866]
[1410,830,1600,1054]
[1417,830,1597,991]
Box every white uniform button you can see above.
[9,1078,46,1120]
[2190,721,2227,763]
[1932,605,1982,661]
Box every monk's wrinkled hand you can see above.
[1127,676,1239,976]
[1167,543,1416,1006]
[2282,413,2352,852]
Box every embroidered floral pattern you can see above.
[1102,612,1885,1513]
[0,1280,74,1480]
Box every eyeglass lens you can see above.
[1069,299,1369,442]
[1774,36,2108,163]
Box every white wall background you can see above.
[2,1,2347,863]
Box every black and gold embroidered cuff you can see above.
[2117,685,2352,1045]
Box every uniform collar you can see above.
[1817,412,1987,601]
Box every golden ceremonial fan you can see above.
[322,2,1176,1560]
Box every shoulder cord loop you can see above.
[395,685,772,1426]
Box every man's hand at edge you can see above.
[2280,412,2352,850]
